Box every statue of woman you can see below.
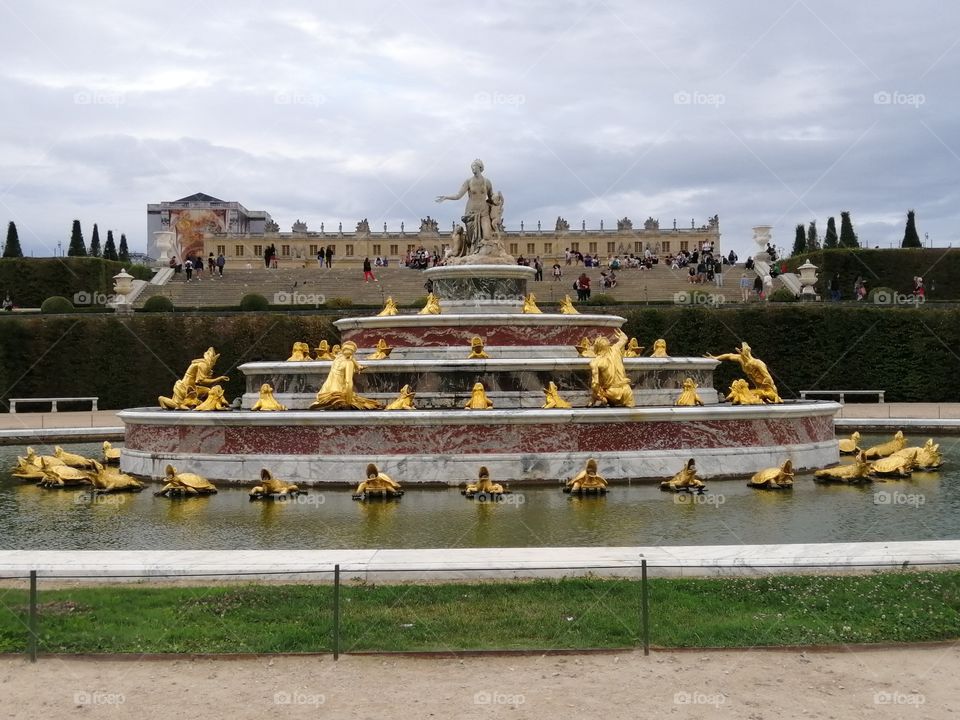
[435,159,495,251]
[310,341,383,410]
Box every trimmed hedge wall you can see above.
[0,257,154,308]
[0,305,954,410]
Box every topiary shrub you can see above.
[40,296,75,314]
[141,295,174,313]
[768,287,798,303]
[585,293,618,305]
[326,297,353,308]
[407,296,427,309]
[239,293,270,311]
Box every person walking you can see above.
[752,274,763,301]
[534,257,543,281]
[739,273,751,302]
[185,257,194,282]
[553,263,562,281]
[830,273,841,302]
[325,245,333,269]
[578,272,591,301]
[216,252,226,278]
[363,257,377,283]
[713,259,723,287]
[207,253,216,275]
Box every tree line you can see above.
[791,209,924,256]
[1,220,129,261]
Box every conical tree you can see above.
[823,217,838,248]
[3,221,23,258]
[902,209,922,248]
[118,233,129,262]
[67,219,86,256]
[839,211,859,248]
[89,223,101,257]
[792,223,806,256]
[806,221,820,251]
[103,230,118,261]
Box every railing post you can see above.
[28,571,38,663]
[641,559,650,656]
[332,564,341,660]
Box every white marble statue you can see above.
[435,159,513,264]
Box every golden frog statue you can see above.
[249,468,303,500]
[37,458,91,488]
[366,338,393,360]
[707,342,782,403]
[522,292,542,314]
[385,384,416,410]
[660,458,706,492]
[314,340,335,360]
[559,295,579,314]
[251,383,286,411]
[331,344,342,357]
[622,337,644,357]
[155,464,217,496]
[377,296,399,316]
[310,341,383,410]
[464,382,494,410]
[54,446,97,469]
[87,461,144,493]
[574,337,596,358]
[726,378,763,405]
[863,430,906,459]
[542,381,572,409]
[102,441,121,464]
[353,463,404,500]
[194,385,230,411]
[893,438,943,471]
[814,451,871,484]
[564,458,608,494]
[870,449,916,478]
[838,431,861,455]
[418,293,442,315]
[588,330,634,407]
[463,466,506,498]
[650,339,669,357]
[286,342,311,361]
[467,336,490,359]
[675,378,704,407]
[747,460,794,489]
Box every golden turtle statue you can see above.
[863,431,906,459]
[838,431,861,455]
[747,460,794,489]
[353,463,404,500]
[870,449,916,478]
[462,466,508,499]
[675,378,704,407]
[564,458,608,495]
[522,292,542,314]
[377,296,399,317]
[251,383,286,411]
[87,461,144,493]
[249,468,303,500]
[155,465,218,497]
[385,384,416,410]
[464,382,494,410]
[892,439,943,471]
[54,446,97,469]
[102,441,121,464]
[11,447,62,481]
[660,458,706,492]
[418,293,441,315]
[37,458,91,488]
[287,341,312,361]
[542,381,572,409]
[814,451,871,484]
[559,295,579,314]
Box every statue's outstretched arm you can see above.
[435,179,470,203]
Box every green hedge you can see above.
[0,305,954,410]
[0,257,154,308]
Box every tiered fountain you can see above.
[119,162,839,484]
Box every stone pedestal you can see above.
[424,264,536,314]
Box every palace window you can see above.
[634,242,642,253]
[570,242,579,251]
[253,245,262,256]
[607,242,616,254]
[679,241,688,252]
[216,245,225,256]
[544,242,553,255]
[281,245,290,256]
[372,244,381,255]
[588,242,597,254]
[661,241,670,253]
[407,244,416,253]
[527,243,535,255]
[234,245,244,257]
[509,243,519,255]
[390,244,398,255]
[345,244,354,256]
[309,245,318,256]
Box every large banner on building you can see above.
[170,209,227,260]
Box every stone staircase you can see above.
[136,263,759,309]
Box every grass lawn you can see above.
[1,572,958,654]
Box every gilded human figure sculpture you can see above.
[838,431,861,455]
[467,336,490,359]
[353,463,403,500]
[747,460,794,489]
[463,465,506,498]
[465,382,494,409]
[192,347,230,396]
[310,341,383,410]
[418,293,442,315]
[863,430,905,459]
[159,347,228,409]
[367,338,393,360]
[559,295,579,314]
[588,330,634,408]
[252,383,286,411]
[287,342,312,361]
[522,293,542,314]
[155,464,218,496]
[542,381,572,409]
[675,378,704,406]
[707,342,782,404]
[814,451,871,484]
[564,458,608,494]
[622,337,644,357]
[650,339,669,357]
[575,337,596,358]
[726,378,763,405]
[385,384,416,410]
[660,458,706,492]
[377,296,399,317]
[88,461,144,493]
[249,468,302,499]
[194,385,230,411]
[893,438,943,470]
[314,340,335,360]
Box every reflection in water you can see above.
[0,439,958,550]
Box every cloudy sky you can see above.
[0,0,957,258]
